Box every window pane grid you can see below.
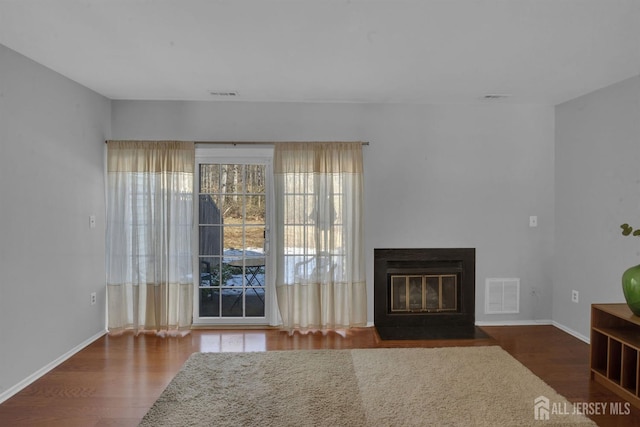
[197,162,266,319]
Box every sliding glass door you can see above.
[194,148,274,325]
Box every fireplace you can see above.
[374,248,485,340]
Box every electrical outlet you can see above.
[571,290,579,303]
[90,292,97,305]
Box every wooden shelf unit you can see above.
[591,303,640,408]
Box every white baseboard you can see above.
[0,329,107,404]
[475,319,553,326]
[370,320,555,328]
[552,321,590,344]
[475,319,590,344]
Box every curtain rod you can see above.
[105,140,369,146]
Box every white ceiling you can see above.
[1,0,639,105]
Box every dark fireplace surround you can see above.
[374,248,482,340]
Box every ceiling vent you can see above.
[482,94,511,100]
[209,90,238,97]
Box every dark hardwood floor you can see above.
[0,325,639,426]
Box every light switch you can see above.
[89,215,96,229]
[529,216,538,227]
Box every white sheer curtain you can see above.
[274,142,366,332]
[106,141,194,336]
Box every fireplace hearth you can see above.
[374,248,486,340]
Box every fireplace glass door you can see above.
[390,274,457,313]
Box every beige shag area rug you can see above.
[140,346,596,427]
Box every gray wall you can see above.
[555,75,640,338]
[112,100,556,325]
[0,45,110,396]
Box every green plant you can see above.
[621,223,640,236]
